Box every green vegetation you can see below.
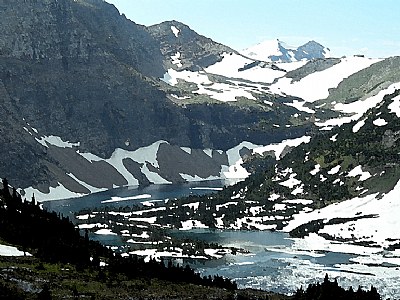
[0,256,281,300]
[0,179,259,299]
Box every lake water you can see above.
[171,229,357,295]
[42,182,400,298]
[42,180,229,217]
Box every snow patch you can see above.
[24,183,84,202]
[352,118,366,133]
[95,228,117,235]
[373,118,388,126]
[101,194,151,204]
[0,244,31,257]
[347,166,372,181]
[388,94,400,117]
[180,220,208,230]
[171,25,180,37]
[310,164,321,175]
[35,135,80,148]
[171,52,182,67]
[253,136,311,160]
[327,165,341,175]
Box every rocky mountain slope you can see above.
[0,0,319,199]
[2,0,399,205]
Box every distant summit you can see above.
[241,39,330,62]
[147,20,235,71]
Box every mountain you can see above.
[134,63,400,265]
[1,0,318,200]
[1,0,400,297]
[1,0,399,208]
[147,20,235,71]
[241,39,330,63]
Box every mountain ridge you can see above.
[241,39,330,63]
[1,0,399,208]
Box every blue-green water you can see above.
[42,182,399,298]
[42,180,227,217]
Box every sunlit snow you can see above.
[352,118,366,133]
[24,183,84,202]
[0,244,31,256]
[205,52,286,84]
[373,118,388,126]
[36,135,80,148]
[269,57,381,102]
[101,194,151,204]
[388,94,400,117]
[347,166,372,181]
[310,164,321,175]
[327,165,341,175]
[170,25,179,37]
[253,136,311,160]
[284,178,400,249]
[241,39,282,61]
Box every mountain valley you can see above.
[1,0,400,298]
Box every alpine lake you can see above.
[42,181,400,298]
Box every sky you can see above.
[105,0,400,58]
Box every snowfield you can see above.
[283,178,400,249]
[205,52,286,83]
[269,57,381,102]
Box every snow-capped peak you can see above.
[241,39,282,61]
[241,39,330,63]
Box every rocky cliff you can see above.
[1,0,312,198]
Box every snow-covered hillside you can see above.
[22,137,269,201]
[269,56,381,102]
[161,46,380,112]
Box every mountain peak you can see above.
[241,39,330,62]
[147,20,234,70]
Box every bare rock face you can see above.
[147,20,236,71]
[0,0,310,194]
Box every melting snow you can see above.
[373,118,388,126]
[161,68,257,102]
[205,52,285,84]
[95,229,117,235]
[273,203,286,211]
[388,94,400,117]
[0,244,30,256]
[24,183,84,202]
[347,165,372,181]
[171,52,182,67]
[329,134,338,142]
[253,136,311,160]
[284,99,315,113]
[322,82,400,130]
[36,135,80,148]
[180,220,208,230]
[101,194,152,204]
[171,25,180,37]
[284,178,400,249]
[352,118,366,133]
[310,164,321,175]
[327,165,341,175]
[269,57,381,102]
[268,193,281,201]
